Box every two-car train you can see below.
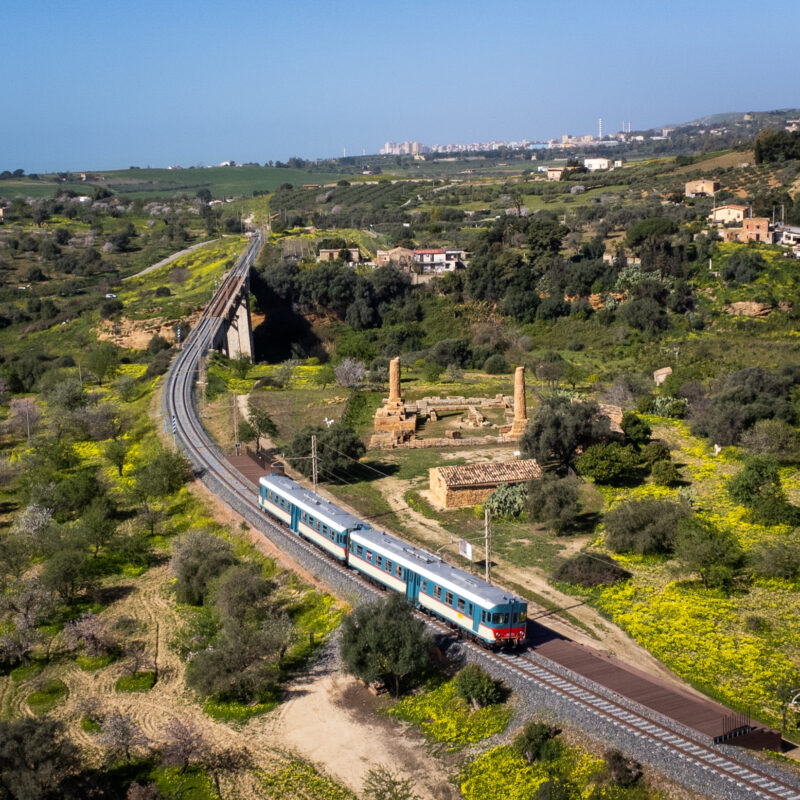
[257,468,527,647]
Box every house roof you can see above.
[432,459,542,488]
[414,248,445,255]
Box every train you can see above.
[257,466,527,647]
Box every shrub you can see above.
[604,748,642,787]
[553,553,630,587]
[575,442,639,485]
[526,474,580,533]
[641,440,670,466]
[454,664,502,709]
[604,498,690,554]
[651,459,680,486]
[513,721,561,764]
[749,536,800,580]
[483,354,508,374]
[170,530,238,605]
[26,679,68,713]
[115,671,156,692]
[620,411,651,445]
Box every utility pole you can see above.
[24,401,31,445]
[484,507,491,584]
[232,391,239,453]
[311,434,318,493]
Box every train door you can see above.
[290,502,300,533]
[406,570,419,604]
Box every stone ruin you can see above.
[369,361,529,449]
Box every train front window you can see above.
[492,612,502,624]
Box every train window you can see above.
[457,598,465,612]
[322,525,327,535]
[468,604,473,616]
[481,610,486,622]
[519,610,526,623]
[492,613,502,624]
[356,545,363,557]
[375,555,382,567]
[366,550,373,562]
[434,586,442,599]
[395,565,403,578]
[512,613,518,624]
[385,560,392,572]
[444,591,453,605]
[503,613,509,624]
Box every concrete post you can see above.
[388,357,401,402]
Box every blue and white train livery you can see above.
[258,468,527,647]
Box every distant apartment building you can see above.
[708,204,748,225]
[583,157,611,171]
[685,179,720,198]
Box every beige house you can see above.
[429,460,542,509]
[584,157,611,171]
[318,247,361,263]
[375,246,414,268]
[722,217,772,244]
[708,204,748,225]
[547,166,566,181]
[685,179,720,198]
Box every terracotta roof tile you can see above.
[433,459,542,488]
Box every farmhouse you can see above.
[375,246,414,268]
[429,459,542,509]
[318,247,361,263]
[708,204,748,225]
[583,157,610,171]
[684,179,720,198]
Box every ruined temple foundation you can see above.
[370,357,417,447]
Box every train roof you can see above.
[350,527,523,610]
[259,474,366,532]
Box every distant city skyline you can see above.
[3,0,800,173]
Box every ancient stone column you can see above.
[388,357,401,402]
[513,366,527,423]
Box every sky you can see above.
[3,0,800,172]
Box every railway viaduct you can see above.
[209,237,258,359]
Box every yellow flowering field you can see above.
[388,680,511,750]
[581,415,800,728]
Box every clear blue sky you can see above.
[3,0,799,172]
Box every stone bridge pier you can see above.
[212,272,254,360]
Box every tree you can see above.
[362,764,421,800]
[40,548,90,602]
[454,664,501,709]
[520,397,610,471]
[170,530,238,605]
[212,563,273,623]
[526,474,580,534]
[8,398,40,442]
[204,746,251,799]
[63,612,115,657]
[237,419,257,446]
[97,712,149,764]
[0,718,80,800]
[132,449,190,509]
[575,442,639,485]
[727,454,795,524]
[77,497,117,557]
[87,343,119,385]
[675,518,743,590]
[105,438,130,476]
[483,354,508,374]
[162,718,206,776]
[247,401,278,447]
[285,423,365,481]
[513,721,560,764]
[603,498,690,555]
[620,411,651,445]
[231,355,251,380]
[340,594,433,698]
[334,357,366,388]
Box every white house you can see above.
[584,157,611,171]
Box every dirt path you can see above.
[124,239,218,280]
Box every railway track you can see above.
[162,237,800,800]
